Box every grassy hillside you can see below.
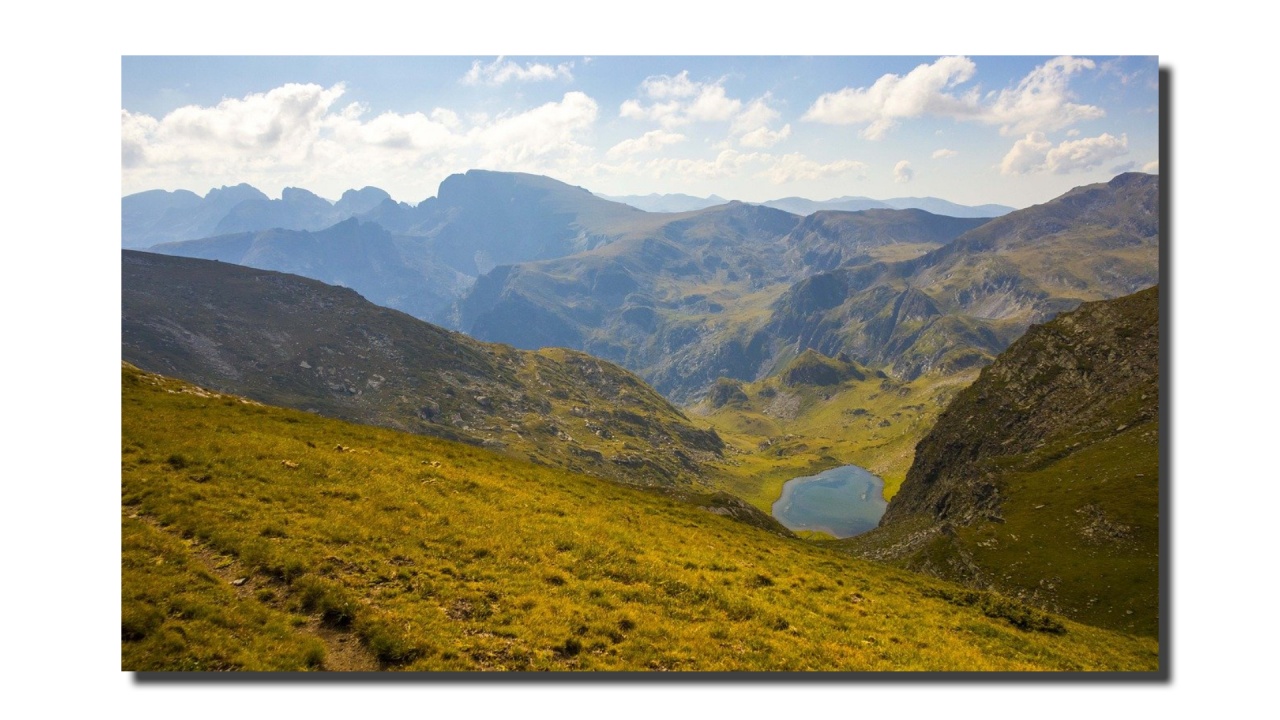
[845,287,1159,637]
[122,364,1158,671]
[123,250,723,489]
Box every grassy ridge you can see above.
[122,364,1157,671]
[846,287,1160,637]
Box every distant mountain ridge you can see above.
[122,184,392,248]
[125,176,1015,252]
[595,192,1015,218]
[760,196,1015,218]
[597,192,729,213]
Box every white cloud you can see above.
[470,92,599,168]
[641,71,700,99]
[1143,160,1160,173]
[802,56,980,139]
[606,129,686,159]
[931,148,957,159]
[893,160,914,183]
[983,56,1104,136]
[123,83,345,176]
[686,85,742,122]
[999,132,1054,175]
[461,57,573,86]
[605,149,863,187]
[620,98,684,128]
[122,84,601,199]
[763,153,867,184]
[731,97,780,135]
[640,148,763,180]
[739,124,791,148]
[802,55,1104,140]
[620,72,743,129]
[1000,131,1129,175]
[1044,133,1128,173]
[730,96,790,148]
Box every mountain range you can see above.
[120,167,1162,671]
[598,191,1015,218]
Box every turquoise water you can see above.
[771,465,888,538]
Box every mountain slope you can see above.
[122,363,1159,671]
[458,203,988,402]
[844,286,1160,637]
[760,173,1159,381]
[149,218,468,324]
[122,250,723,488]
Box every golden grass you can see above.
[122,364,1157,671]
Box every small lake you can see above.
[771,465,888,538]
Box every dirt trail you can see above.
[129,512,380,671]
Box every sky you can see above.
[122,55,1158,209]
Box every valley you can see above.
[121,168,1161,672]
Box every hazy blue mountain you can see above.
[212,187,336,235]
[760,196,891,215]
[333,186,392,216]
[149,218,469,324]
[597,192,729,213]
[353,170,649,276]
[122,183,396,248]
[883,197,1016,218]
[123,183,267,248]
[761,196,1015,218]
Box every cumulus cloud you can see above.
[470,92,598,167]
[461,57,573,86]
[803,55,1104,139]
[893,160,914,183]
[931,148,957,159]
[619,71,745,129]
[1000,131,1129,175]
[983,56,1104,135]
[802,56,980,139]
[763,153,867,184]
[122,84,601,198]
[123,82,346,179]
[639,148,763,180]
[600,149,863,187]
[739,124,791,148]
[999,132,1054,175]
[606,129,686,158]
[1044,133,1128,173]
[1143,160,1159,173]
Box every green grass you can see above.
[696,367,979,510]
[122,363,1158,671]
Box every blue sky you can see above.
[122,56,1158,208]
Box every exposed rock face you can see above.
[845,286,1160,636]
[882,286,1158,526]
